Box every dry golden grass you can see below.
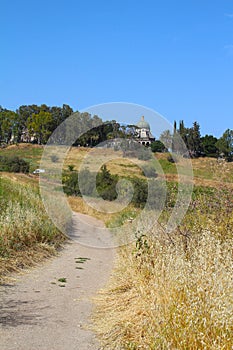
[0,244,56,281]
[63,146,89,170]
[93,183,233,349]
[68,196,138,228]
[0,176,66,281]
[93,228,233,349]
[3,143,42,150]
[64,147,145,178]
[2,144,232,187]
[64,148,233,188]
[159,154,232,184]
[0,172,39,187]
[192,156,233,183]
[68,196,117,225]
[164,173,233,190]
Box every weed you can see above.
[58,278,67,283]
[75,257,90,263]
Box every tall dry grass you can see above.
[0,176,66,279]
[93,186,233,349]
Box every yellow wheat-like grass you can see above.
[93,223,233,350]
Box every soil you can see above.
[0,213,115,350]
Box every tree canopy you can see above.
[0,104,232,161]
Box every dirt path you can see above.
[0,213,115,350]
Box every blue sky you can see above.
[1,0,233,137]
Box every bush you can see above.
[0,156,29,173]
[79,168,96,196]
[151,140,167,153]
[63,172,80,196]
[167,154,178,163]
[96,165,119,201]
[63,167,98,197]
[130,177,148,207]
[67,164,75,171]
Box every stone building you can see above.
[135,116,155,145]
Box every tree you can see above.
[216,129,233,161]
[151,140,167,153]
[27,111,53,144]
[96,165,118,201]
[50,104,73,129]
[63,172,80,196]
[131,177,148,208]
[201,135,218,157]
[0,109,18,144]
[16,105,41,142]
[188,122,201,156]
[160,130,173,150]
[179,120,187,144]
[173,120,202,157]
[70,112,103,146]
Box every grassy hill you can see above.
[1,143,232,184]
[0,144,43,171]
[1,143,232,227]
[39,145,231,350]
[0,144,232,348]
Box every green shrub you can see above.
[96,165,118,201]
[130,177,148,207]
[151,140,167,153]
[0,156,29,173]
[63,168,96,197]
[79,168,96,196]
[167,154,177,163]
[67,164,75,171]
[63,172,80,196]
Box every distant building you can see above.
[134,116,155,145]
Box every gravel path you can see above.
[0,213,115,350]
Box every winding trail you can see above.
[0,213,115,350]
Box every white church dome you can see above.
[136,116,150,130]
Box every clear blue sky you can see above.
[1,0,233,137]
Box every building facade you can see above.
[135,116,155,145]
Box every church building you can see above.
[134,116,155,146]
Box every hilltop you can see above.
[1,143,232,185]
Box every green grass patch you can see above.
[193,167,215,179]
[157,158,178,174]
[0,145,43,171]
[119,163,138,168]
